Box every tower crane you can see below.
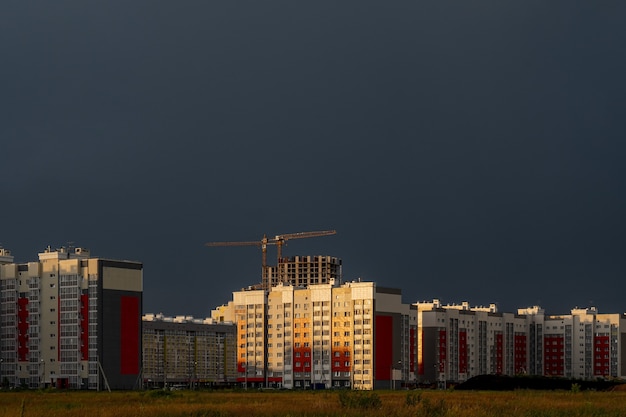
[205,230,336,290]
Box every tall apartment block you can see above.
[266,255,342,288]
[416,300,626,386]
[522,306,626,379]
[416,300,527,387]
[0,247,142,389]
[142,314,237,388]
[213,280,416,390]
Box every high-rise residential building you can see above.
[523,306,626,380]
[142,314,237,388]
[0,246,142,390]
[416,300,626,386]
[416,300,527,387]
[213,280,416,390]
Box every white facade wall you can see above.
[417,301,528,385]
[0,247,142,390]
[417,301,626,385]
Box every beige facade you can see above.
[216,280,415,390]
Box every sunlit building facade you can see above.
[0,246,142,390]
[215,280,416,390]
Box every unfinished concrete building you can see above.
[266,255,342,288]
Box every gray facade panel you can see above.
[421,327,438,384]
[101,288,143,390]
[622,333,626,376]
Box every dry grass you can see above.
[0,389,625,417]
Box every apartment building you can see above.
[142,314,237,388]
[523,306,626,379]
[417,300,626,385]
[416,300,527,386]
[0,247,142,390]
[215,280,416,390]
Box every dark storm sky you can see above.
[2,2,625,317]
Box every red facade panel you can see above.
[459,330,467,374]
[593,335,610,376]
[495,333,503,374]
[120,296,140,374]
[237,377,265,383]
[80,294,89,361]
[438,329,446,373]
[543,335,564,376]
[375,315,393,380]
[514,334,527,374]
[331,348,351,373]
[293,347,312,373]
[17,298,29,362]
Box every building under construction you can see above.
[206,230,340,290]
[266,255,342,288]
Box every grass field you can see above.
[0,389,625,417]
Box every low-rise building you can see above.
[142,314,237,388]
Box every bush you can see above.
[145,388,176,398]
[405,391,422,407]
[420,398,448,417]
[338,390,382,409]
